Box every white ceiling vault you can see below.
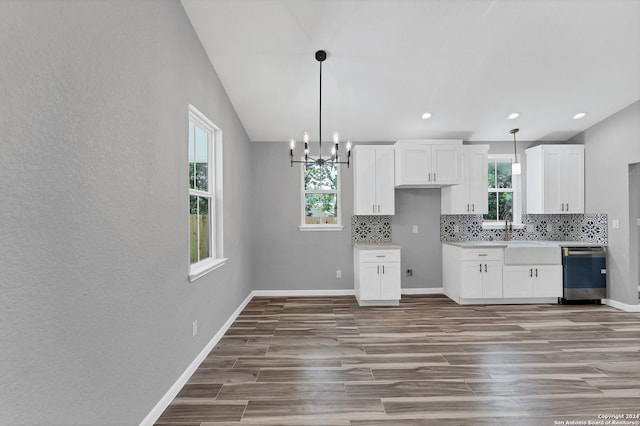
[181,0,640,143]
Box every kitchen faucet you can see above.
[503,213,513,241]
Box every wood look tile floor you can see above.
[155,295,640,425]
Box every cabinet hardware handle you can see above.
[428,172,431,182]
[566,203,569,211]
[479,263,482,273]
[376,255,385,258]
[561,203,565,211]
[478,254,488,257]
[484,264,487,273]
[373,204,375,213]
[535,268,538,277]
[377,265,380,274]
[472,204,475,212]
[467,204,469,212]
[382,265,385,274]
[529,268,533,277]
[434,172,436,181]
[378,204,380,213]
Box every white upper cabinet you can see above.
[441,145,489,214]
[526,145,584,214]
[353,145,395,215]
[394,140,462,188]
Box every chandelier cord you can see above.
[318,56,322,160]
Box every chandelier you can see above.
[289,50,351,167]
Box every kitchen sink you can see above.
[503,242,561,265]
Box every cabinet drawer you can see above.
[359,250,401,263]
[461,249,503,261]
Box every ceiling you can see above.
[181,0,640,143]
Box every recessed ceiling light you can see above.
[573,112,587,120]
[507,112,520,120]
[421,112,432,120]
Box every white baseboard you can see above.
[401,287,444,295]
[252,289,355,297]
[139,292,254,426]
[603,298,640,313]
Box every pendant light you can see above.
[289,50,351,167]
[510,128,521,175]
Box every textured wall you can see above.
[0,1,253,424]
[570,101,640,305]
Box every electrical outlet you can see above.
[546,224,553,233]
[527,224,534,233]
[406,269,413,277]
[336,269,342,278]
[192,320,198,337]
[454,224,460,233]
[612,219,620,229]
[636,218,640,226]
[412,225,418,234]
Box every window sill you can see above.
[482,222,525,230]
[189,257,228,282]
[298,225,344,232]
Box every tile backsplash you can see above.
[351,215,392,244]
[440,213,608,244]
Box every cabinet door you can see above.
[467,148,488,214]
[379,262,401,300]
[482,261,503,298]
[461,262,484,298]
[398,145,430,185]
[563,149,584,214]
[432,145,461,185]
[532,265,562,297]
[354,148,378,215]
[503,266,533,298]
[359,263,380,300]
[375,149,395,215]
[542,148,564,213]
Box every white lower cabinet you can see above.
[443,243,563,304]
[460,250,503,299]
[354,248,401,306]
[503,265,563,298]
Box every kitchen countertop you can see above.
[354,242,402,250]
[443,241,607,248]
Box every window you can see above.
[300,161,343,231]
[188,105,225,281]
[483,154,521,226]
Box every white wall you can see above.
[0,1,253,424]
[570,101,640,305]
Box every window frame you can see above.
[299,159,344,232]
[188,104,226,281]
[482,154,522,229]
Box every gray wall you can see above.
[0,1,253,425]
[250,143,355,291]
[570,101,640,305]
[630,163,640,297]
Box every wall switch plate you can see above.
[406,269,413,277]
[192,320,198,337]
[412,225,418,234]
[612,219,620,229]
[336,269,342,278]
[637,218,640,226]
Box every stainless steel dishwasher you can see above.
[561,246,607,301]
